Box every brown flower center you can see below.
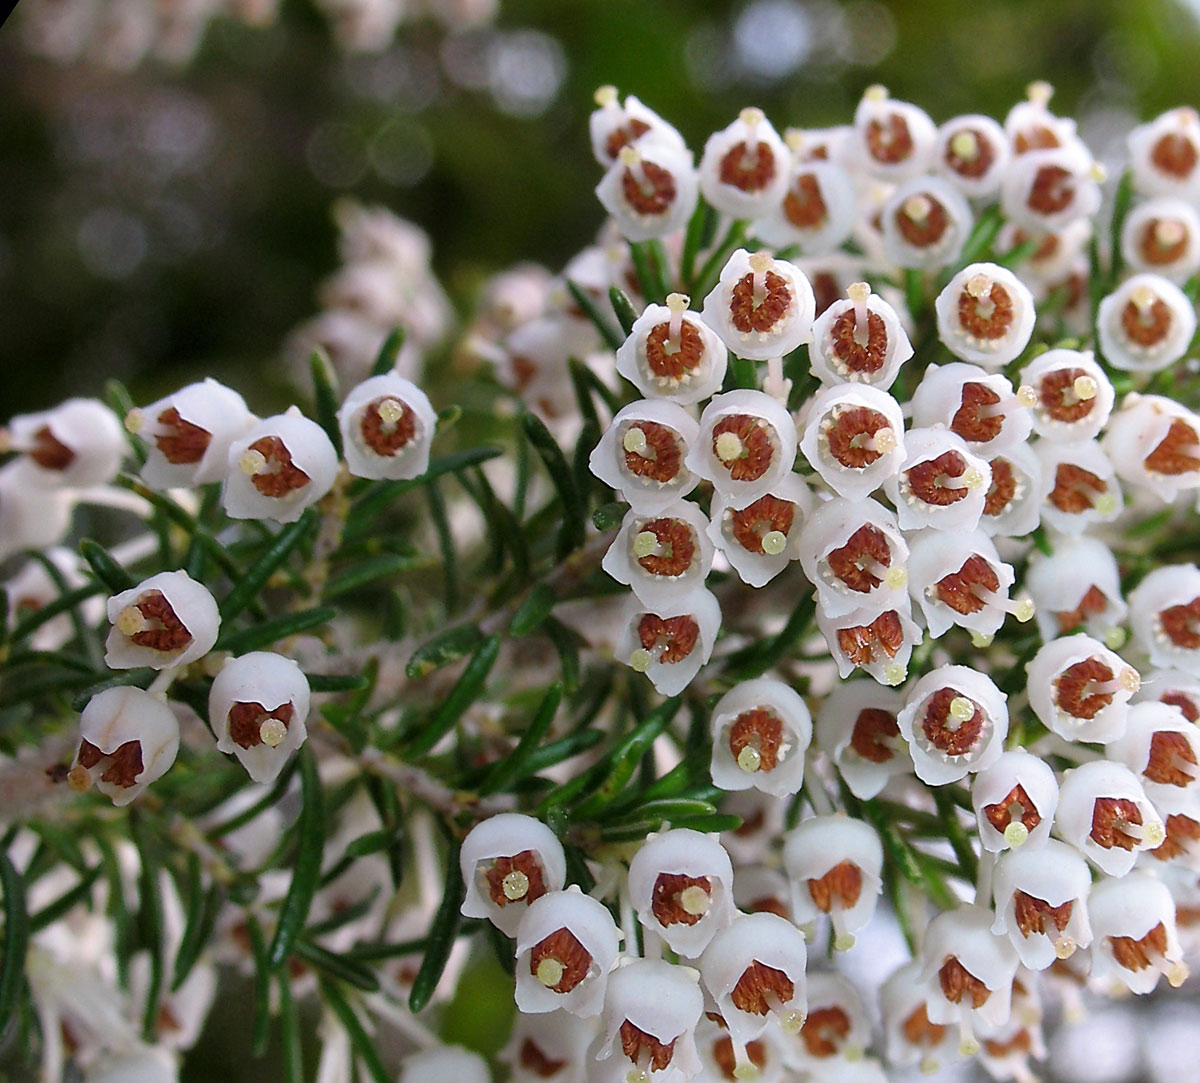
[360,398,417,456]
[529,928,592,993]
[620,1020,676,1071]
[728,708,784,772]
[1151,132,1198,178]
[783,172,827,228]
[983,784,1042,836]
[729,271,792,334]
[807,860,863,912]
[128,590,193,653]
[866,115,914,165]
[728,494,795,554]
[633,517,697,578]
[944,128,996,178]
[730,960,795,1015]
[829,310,889,375]
[902,1004,947,1048]
[849,708,899,763]
[1152,813,1200,860]
[76,738,144,788]
[483,849,548,907]
[1027,165,1075,216]
[1014,127,1061,154]
[1109,922,1168,971]
[1145,419,1200,476]
[155,407,212,465]
[1054,656,1116,719]
[651,872,712,926]
[1048,463,1108,514]
[984,1031,1033,1058]
[621,421,684,484]
[826,524,892,593]
[951,383,1005,444]
[1038,368,1096,424]
[1120,296,1173,347]
[622,160,677,216]
[644,320,704,382]
[1145,731,1198,786]
[823,406,890,469]
[956,285,1014,343]
[1090,797,1143,851]
[1160,597,1200,649]
[519,1039,566,1079]
[800,1006,851,1057]
[1013,892,1073,937]
[904,450,971,507]
[719,141,777,193]
[895,197,950,247]
[984,458,1018,517]
[934,554,1000,616]
[711,414,777,482]
[226,700,294,750]
[1139,218,1190,265]
[920,688,985,757]
[637,614,700,664]
[1056,585,1109,634]
[248,436,310,497]
[1162,691,1200,723]
[836,611,904,666]
[605,119,651,161]
[938,957,991,1008]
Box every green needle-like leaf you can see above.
[267,748,325,971]
[0,851,30,1033]
[408,844,465,1014]
[406,635,501,758]
[221,511,318,621]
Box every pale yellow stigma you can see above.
[784,128,805,154]
[594,84,618,108]
[962,466,985,490]
[632,531,661,559]
[1144,821,1166,847]
[1014,598,1036,623]
[626,1071,650,1083]
[780,1010,805,1034]
[1131,283,1159,313]
[971,632,996,648]
[1119,667,1141,694]
[239,448,268,476]
[1167,961,1190,988]
[115,605,149,637]
[1073,374,1098,401]
[536,957,565,987]
[1027,80,1054,105]
[920,1056,940,1075]
[630,648,653,673]
[864,84,889,102]
[740,106,765,128]
[1089,162,1108,183]
[761,530,787,556]
[502,870,530,901]
[748,250,774,275]
[376,397,406,426]
[965,273,993,300]
[67,765,93,794]
[259,718,288,748]
[666,291,691,313]
[847,281,871,303]
[124,408,145,434]
[958,1037,981,1058]
[1104,626,1128,651]
[1055,937,1077,960]
[679,885,711,917]
[950,129,980,161]
[903,194,932,223]
[619,144,641,166]
[884,565,908,590]
[873,426,897,454]
[949,696,976,723]
[737,746,763,773]
[733,1065,761,1080]
[1017,384,1039,408]
[1156,219,1187,247]
[833,933,857,951]
[883,663,907,687]
[623,427,648,456]
[1004,821,1029,847]
[716,432,745,463]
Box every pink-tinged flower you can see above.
[1000,142,1103,232]
[1121,197,1200,281]
[1025,536,1127,645]
[798,386,905,500]
[1017,348,1113,442]
[698,108,790,220]
[708,678,811,797]
[881,961,962,1075]
[210,652,310,784]
[807,282,911,389]
[707,474,811,588]
[815,681,908,800]
[105,570,219,671]
[1103,392,1200,504]
[883,427,991,533]
[596,958,703,1083]
[935,113,1011,197]
[752,153,857,256]
[628,828,736,957]
[1035,439,1122,535]
[973,749,1059,852]
[782,971,871,1069]
[979,444,1042,538]
[991,839,1093,971]
[1127,107,1200,199]
[338,373,437,481]
[816,598,922,686]
[1110,701,1200,817]
[701,250,815,361]
[129,379,256,490]
[588,87,687,170]
[880,176,973,269]
[783,814,882,949]
[911,362,1032,457]
[615,295,728,404]
[1055,760,1165,876]
[1027,634,1139,744]
[1129,564,1200,676]
[1088,873,1188,994]
[514,887,621,1018]
[223,408,339,523]
[602,501,715,609]
[1097,273,1196,373]
[687,390,797,503]
[597,142,698,243]
[502,1009,597,1083]
[896,664,1009,785]
[69,687,180,807]
[615,588,721,696]
[1004,82,1079,155]
[399,1046,491,1083]
[934,264,1036,370]
[848,86,937,181]
[590,400,700,514]
[460,814,567,937]
[7,397,124,489]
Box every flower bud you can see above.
[753,157,857,255]
[880,176,973,269]
[934,264,1036,370]
[1000,143,1103,231]
[628,828,736,958]
[1035,438,1122,536]
[514,886,621,1018]
[883,427,991,533]
[1056,760,1165,876]
[71,687,180,807]
[979,444,1043,538]
[1129,563,1200,676]
[461,813,567,937]
[105,570,219,671]
[701,250,815,361]
[973,749,1059,853]
[210,651,311,784]
[590,400,700,514]
[1018,347,1114,442]
[1088,873,1188,994]
[8,397,124,489]
[935,114,1011,197]
[1121,197,1200,281]
[816,598,922,686]
[616,588,721,696]
[907,528,1024,640]
[911,362,1032,456]
[337,373,437,481]
[132,379,256,489]
[399,1046,492,1083]
[1097,273,1196,373]
[223,408,339,523]
[603,501,715,609]
[850,86,937,181]
[709,678,812,797]
[707,474,811,588]
[798,386,906,501]
[1127,107,1200,199]
[881,961,962,1075]
[1027,633,1139,744]
[807,283,912,389]
[597,142,699,243]
[1109,700,1200,816]
[687,390,797,503]
[615,296,728,404]
[1103,392,1200,504]
[597,958,703,1083]
[1025,535,1127,646]
[896,664,1009,785]
[589,89,688,170]
[815,681,907,800]
[698,108,791,220]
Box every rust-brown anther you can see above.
[30,426,74,472]
[1139,219,1190,265]
[905,451,971,507]
[1152,813,1200,860]
[1014,127,1061,154]
[529,928,592,993]
[712,1037,766,1081]
[849,707,900,763]
[1151,133,1198,178]
[128,590,193,653]
[951,383,1005,443]
[1054,656,1117,719]
[866,115,914,165]
[484,850,548,907]
[836,611,904,666]
[637,614,700,664]
[606,119,651,161]
[155,407,212,465]
[830,310,888,374]
[938,957,991,1008]
[895,197,949,247]
[826,524,892,593]
[799,1006,852,1057]
[1027,165,1075,216]
[807,860,863,912]
[728,708,784,772]
[1159,597,1200,649]
[902,1004,947,1048]
[984,458,1018,517]
[1048,463,1108,514]
[1145,731,1198,786]
[711,414,776,482]
[1013,892,1074,937]
[227,700,294,750]
[1162,691,1200,722]
[1090,797,1143,851]
[824,406,891,469]
[746,896,789,918]
[934,555,1000,616]
[920,688,985,756]
[651,872,712,927]
[944,128,996,178]
[76,738,144,788]
[729,271,792,334]
[621,421,684,484]
[783,172,827,228]
[984,1031,1033,1058]
[1038,368,1096,424]
[519,1038,566,1078]
[983,784,1042,836]
[1056,585,1109,633]
[619,1020,677,1072]
[247,436,311,496]
[729,494,795,554]
[622,160,677,216]
[719,141,777,193]
[634,518,696,578]
[812,272,840,316]
[1109,922,1168,971]
[730,960,795,1015]
[1145,419,1200,476]
[360,398,416,456]
[644,320,704,382]
[956,286,1014,344]
[1120,296,1173,347]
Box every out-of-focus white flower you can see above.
[883,427,991,533]
[687,390,797,503]
[1139,666,1200,723]
[1109,701,1200,816]
[753,151,857,255]
[7,397,124,489]
[4,547,102,651]
[1055,760,1165,876]
[1097,273,1196,373]
[798,385,906,500]
[911,362,1032,457]
[698,109,791,220]
[848,86,937,182]
[1027,634,1139,744]
[1121,197,1200,281]
[105,570,219,671]
[615,295,728,404]
[588,88,687,171]
[501,1009,597,1083]
[1035,438,1122,535]
[0,461,74,562]
[338,373,437,481]
[701,250,815,361]
[815,682,907,800]
[615,588,721,696]
[936,114,1011,197]
[1018,348,1113,442]
[223,409,339,523]
[597,143,698,243]
[1129,563,1200,676]
[707,474,811,588]
[84,1045,179,1083]
[808,282,912,388]
[693,1015,787,1083]
[1088,873,1188,994]
[398,1046,492,1083]
[602,502,715,609]
[881,960,963,1075]
[460,814,567,937]
[880,176,973,269]
[590,400,700,514]
[1025,535,1127,644]
[784,971,872,1069]
[1103,392,1200,503]
[1128,107,1200,199]
[70,687,180,807]
[973,749,1059,852]
[708,678,811,796]
[1004,82,1079,156]
[935,264,1036,370]
[1001,142,1103,232]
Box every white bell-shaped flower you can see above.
[1129,563,1200,676]
[1026,633,1139,744]
[628,828,736,958]
[934,264,1036,370]
[698,108,791,220]
[848,86,937,181]
[8,397,124,489]
[588,88,687,169]
[935,114,1011,197]
[1147,809,1200,870]
[399,1046,491,1083]
[1004,82,1079,155]
[784,971,871,1069]
[514,886,621,1018]
[880,176,973,269]
[502,1009,596,1083]
[500,313,595,421]
[1138,666,1200,723]
[603,502,715,610]
[1127,106,1200,199]
[3,547,101,651]
[783,814,882,950]
[699,913,807,1058]
[1000,143,1103,231]
[84,1046,179,1083]
[597,143,698,243]
[881,961,963,1075]
[752,153,857,255]
[686,390,797,503]
[816,598,922,687]
[896,664,1009,786]
[1025,535,1127,646]
[797,385,906,501]
[615,295,728,404]
[997,217,1093,283]
[693,1014,787,1083]
[798,497,909,619]
[590,400,700,514]
[910,362,1032,457]
[907,528,1028,641]
[1103,392,1200,504]
[223,408,339,523]
[210,651,310,784]
[920,905,1019,1055]
[1097,273,1196,373]
[707,474,811,588]
[979,444,1043,538]
[732,865,791,920]
[808,282,912,388]
[973,749,1059,853]
[460,813,567,937]
[708,678,812,797]
[1121,197,1200,281]
[1055,760,1165,876]
[700,250,815,361]
[105,570,219,671]
[975,1015,1046,1082]
[615,588,721,696]
[883,427,991,533]
[1035,439,1122,535]
[991,839,1093,971]
[0,462,73,562]
[1017,348,1113,443]
[1088,873,1189,994]
[1110,700,1200,816]
[815,682,907,800]
[69,686,180,807]
[130,379,256,489]
[337,373,436,481]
